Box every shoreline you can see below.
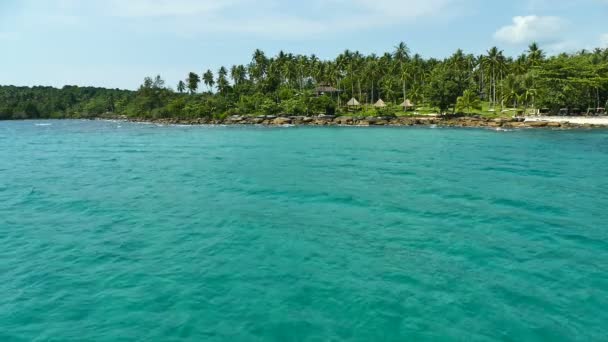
[112,115,608,129]
[4,115,608,129]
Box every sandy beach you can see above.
[525,116,608,126]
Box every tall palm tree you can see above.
[237,65,247,84]
[177,80,186,94]
[513,54,528,75]
[296,55,309,90]
[309,54,320,84]
[230,65,239,86]
[338,50,355,98]
[327,61,342,106]
[527,42,545,68]
[217,67,229,94]
[483,47,505,107]
[382,76,397,104]
[522,74,536,112]
[187,72,200,94]
[250,49,268,85]
[203,70,215,92]
[393,42,411,104]
[475,55,486,98]
[352,51,364,102]
[501,74,520,108]
[365,55,379,104]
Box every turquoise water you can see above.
[1,120,608,341]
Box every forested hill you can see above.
[0,86,133,120]
[2,43,608,120]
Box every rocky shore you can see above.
[115,114,608,129]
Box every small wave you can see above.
[35,123,52,126]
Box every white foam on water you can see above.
[35,123,52,126]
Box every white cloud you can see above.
[494,15,565,45]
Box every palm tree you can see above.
[338,50,355,98]
[230,65,239,86]
[217,67,229,94]
[237,65,247,84]
[203,70,215,92]
[527,42,545,68]
[501,74,520,108]
[309,54,320,84]
[393,42,411,105]
[230,65,247,87]
[522,73,536,111]
[187,72,200,94]
[483,47,505,107]
[177,80,186,94]
[408,84,424,106]
[327,62,342,106]
[250,49,268,84]
[382,76,397,104]
[352,51,364,102]
[513,54,528,75]
[299,55,311,90]
[456,89,482,114]
[365,55,379,104]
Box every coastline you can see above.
[107,115,608,129]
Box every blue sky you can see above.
[1,0,607,89]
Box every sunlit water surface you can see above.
[1,120,607,341]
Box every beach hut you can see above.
[347,98,361,107]
[400,99,414,110]
[374,99,387,108]
[314,84,341,97]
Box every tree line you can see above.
[2,43,608,120]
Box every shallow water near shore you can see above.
[1,120,608,341]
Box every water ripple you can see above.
[0,120,607,341]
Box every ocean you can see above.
[1,120,607,341]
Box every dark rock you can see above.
[527,121,549,127]
[334,116,354,125]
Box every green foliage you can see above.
[425,65,463,113]
[456,89,482,114]
[2,44,608,120]
[0,85,132,119]
[187,72,200,94]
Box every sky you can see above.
[1,0,607,90]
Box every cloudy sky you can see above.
[1,0,607,89]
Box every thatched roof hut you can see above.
[347,98,361,106]
[374,99,387,108]
[400,99,414,108]
[314,84,341,96]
